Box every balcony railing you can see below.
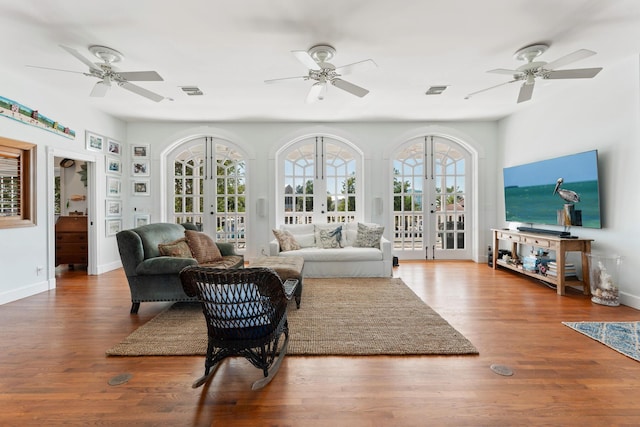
[174,214,247,250]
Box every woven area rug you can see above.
[107,277,478,356]
[563,321,640,362]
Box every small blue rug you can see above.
[563,321,640,362]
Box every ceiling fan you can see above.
[265,44,376,103]
[27,45,166,102]
[465,43,603,103]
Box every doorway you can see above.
[54,156,88,271]
[48,148,97,283]
[165,136,248,251]
[392,135,472,260]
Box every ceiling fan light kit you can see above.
[466,42,603,103]
[265,44,377,103]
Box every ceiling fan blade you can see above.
[264,76,308,84]
[331,78,369,97]
[544,49,596,70]
[117,71,163,81]
[292,50,321,71]
[25,65,88,75]
[119,81,165,102]
[90,81,110,97]
[517,81,535,103]
[60,45,102,73]
[488,68,521,75]
[544,68,603,79]
[464,79,519,99]
[306,82,326,103]
[335,59,377,76]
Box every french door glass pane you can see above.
[281,137,359,224]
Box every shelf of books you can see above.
[545,261,577,278]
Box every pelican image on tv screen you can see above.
[503,150,602,229]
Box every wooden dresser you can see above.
[55,216,88,266]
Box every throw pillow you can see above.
[354,223,384,248]
[272,229,301,252]
[282,223,316,247]
[316,225,343,249]
[184,230,223,264]
[158,238,193,258]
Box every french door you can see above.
[279,136,361,225]
[167,137,246,249]
[393,136,470,260]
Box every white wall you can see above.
[0,69,126,304]
[497,56,640,308]
[126,121,499,263]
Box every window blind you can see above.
[0,153,21,217]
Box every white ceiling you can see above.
[3,0,640,123]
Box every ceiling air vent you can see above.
[425,86,448,95]
[180,86,204,96]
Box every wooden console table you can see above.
[492,229,593,296]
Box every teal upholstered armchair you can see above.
[116,222,243,314]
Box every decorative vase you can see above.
[586,253,621,306]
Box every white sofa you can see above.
[269,222,393,278]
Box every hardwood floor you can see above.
[1,261,639,426]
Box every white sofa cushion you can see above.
[277,246,383,262]
[343,222,359,247]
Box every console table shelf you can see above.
[492,229,593,296]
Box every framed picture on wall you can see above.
[105,157,122,175]
[132,179,150,196]
[132,160,150,176]
[133,213,151,227]
[131,144,149,158]
[106,219,122,236]
[107,139,122,156]
[106,177,121,197]
[106,200,122,217]
[85,131,104,152]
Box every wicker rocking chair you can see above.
[179,266,297,390]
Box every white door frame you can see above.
[47,147,99,286]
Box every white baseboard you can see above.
[0,279,52,305]
[619,292,640,310]
[96,260,123,275]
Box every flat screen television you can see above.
[503,150,602,229]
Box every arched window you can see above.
[278,136,362,224]
[166,137,246,250]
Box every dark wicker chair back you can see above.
[179,266,292,390]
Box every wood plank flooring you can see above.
[1,261,639,426]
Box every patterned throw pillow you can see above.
[184,230,223,263]
[354,223,384,248]
[272,229,301,252]
[316,225,343,249]
[158,238,193,258]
